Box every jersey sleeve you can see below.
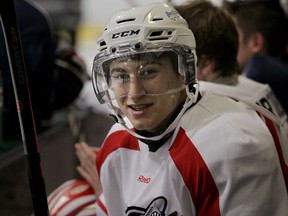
[95,193,108,216]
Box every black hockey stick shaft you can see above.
[0,0,49,215]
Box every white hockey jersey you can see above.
[94,93,288,216]
[199,76,287,122]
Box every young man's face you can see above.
[108,54,186,133]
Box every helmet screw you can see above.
[134,43,141,49]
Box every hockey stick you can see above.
[0,0,49,215]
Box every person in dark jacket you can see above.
[0,0,56,146]
[223,0,288,114]
[0,0,89,151]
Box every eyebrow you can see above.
[110,59,163,72]
[110,67,127,74]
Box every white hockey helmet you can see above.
[92,3,199,140]
[47,179,97,216]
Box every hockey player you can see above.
[73,3,288,215]
[175,0,287,123]
[222,0,288,115]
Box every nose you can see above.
[128,76,147,97]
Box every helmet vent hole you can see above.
[150,31,163,37]
[117,18,136,24]
[152,18,163,21]
[100,41,106,46]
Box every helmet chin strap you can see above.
[109,81,200,141]
[186,81,200,103]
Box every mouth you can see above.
[128,104,152,111]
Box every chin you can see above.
[131,120,155,132]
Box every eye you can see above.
[138,66,159,79]
[111,70,130,84]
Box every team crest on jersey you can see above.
[125,196,179,216]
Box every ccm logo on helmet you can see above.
[112,29,140,39]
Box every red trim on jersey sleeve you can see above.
[264,116,288,192]
[170,127,220,216]
[97,198,108,215]
[96,130,139,175]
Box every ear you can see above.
[197,55,214,81]
[248,32,265,54]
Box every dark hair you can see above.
[175,0,240,76]
[223,0,288,59]
[222,0,283,13]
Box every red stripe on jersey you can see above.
[97,199,108,215]
[96,130,139,175]
[170,127,220,216]
[264,116,288,192]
